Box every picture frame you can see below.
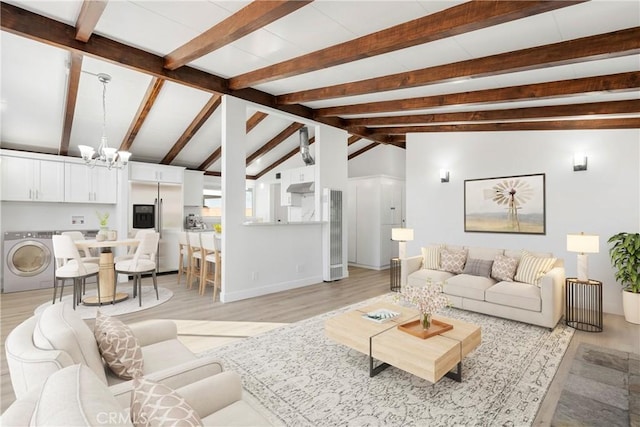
[464,173,546,235]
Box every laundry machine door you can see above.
[7,240,52,277]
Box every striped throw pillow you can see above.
[421,246,441,270]
[513,251,556,286]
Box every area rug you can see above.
[200,295,574,427]
[34,287,173,319]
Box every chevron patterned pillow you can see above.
[131,377,203,427]
[94,310,144,380]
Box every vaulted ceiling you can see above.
[1,0,638,180]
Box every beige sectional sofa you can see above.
[401,244,565,329]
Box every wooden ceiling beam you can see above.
[229,0,584,90]
[0,2,357,140]
[161,94,222,165]
[317,72,640,117]
[345,100,640,127]
[368,118,640,133]
[348,135,362,146]
[119,77,164,151]
[199,147,222,171]
[246,111,268,133]
[279,27,640,104]
[246,123,304,166]
[75,0,108,42]
[59,52,83,156]
[164,1,312,71]
[255,136,316,179]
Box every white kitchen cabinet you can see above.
[64,163,117,203]
[348,176,405,269]
[183,170,204,206]
[1,155,64,202]
[289,165,315,183]
[129,162,183,184]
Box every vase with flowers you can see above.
[396,281,450,330]
[96,211,109,241]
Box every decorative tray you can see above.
[397,319,453,339]
[362,308,400,323]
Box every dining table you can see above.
[74,238,139,305]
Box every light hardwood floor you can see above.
[1,267,639,425]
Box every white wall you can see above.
[405,129,640,316]
[349,144,406,179]
[1,202,117,232]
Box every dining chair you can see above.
[199,232,221,300]
[60,231,100,264]
[52,235,100,309]
[113,229,154,263]
[186,232,202,290]
[177,231,189,286]
[199,232,217,295]
[114,232,159,307]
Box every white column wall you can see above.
[405,129,640,315]
[220,96,347,301]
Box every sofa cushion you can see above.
[32,364,132,427]
[443,274,496,301]
[131,377,203,427]
[485,281,541,312]
[462,258,493,278]
[94,310,144,380]
[32,303,108,384]
[421,246,441,269]
[202,400,274,427]
[407,269,454,287]
[140,339,197,375]
[465,246,503,261]
[491,254,519,282]
[514,251,557,286]
[440,248,467,274]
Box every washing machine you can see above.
[2,231,55,293]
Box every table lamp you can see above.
[566,232,599,281]
[392,228,414,259]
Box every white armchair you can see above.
[1,364,273,426]
[4,302,223,401]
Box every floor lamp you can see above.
[567,232,599,281]
[392,228,414,259]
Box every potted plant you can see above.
[608,232,640,324]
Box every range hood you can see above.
[287,182,315,193]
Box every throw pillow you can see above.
[94,310,144,380]
[462,258,493,278]
[513,251,557,286]
[440,249,467,274]
[131,377,203,427]
[421,246,441,270]
[491,254,519,282]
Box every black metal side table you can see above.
[390,258,401,292]
[565,278,603,332]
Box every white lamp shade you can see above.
[566,233,599,253]
[118,151,132,163]
[392,228,414,242]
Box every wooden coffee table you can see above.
[325,301,481,383]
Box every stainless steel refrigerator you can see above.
[129,182,182,273]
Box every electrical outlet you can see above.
[71,215,85,225]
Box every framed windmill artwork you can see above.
[464,173,546,235]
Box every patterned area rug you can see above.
[34,286,173,319]
[201,295,574,426]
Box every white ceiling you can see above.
[1,0,638,176]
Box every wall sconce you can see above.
[573,153,587,171]
[440,169,450,183]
